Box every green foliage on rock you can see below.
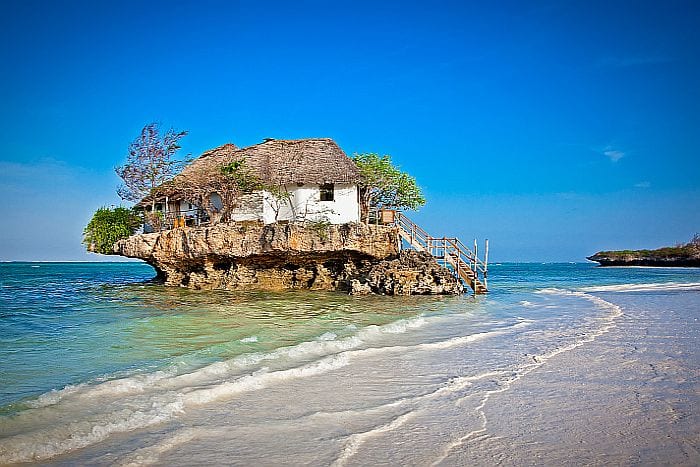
[597,247,689,258]
[597,234,700,259]
[307,218,332,241]
[590,234,700,265]
[352,153,426,222]
[83,207,142,254]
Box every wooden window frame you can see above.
[319,183,334,201]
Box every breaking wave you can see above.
[579,282,700,293]
[0,313,471,463]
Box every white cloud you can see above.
[634,181,651,188]
[603,148,625,162]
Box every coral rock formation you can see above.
[114,222,463,295]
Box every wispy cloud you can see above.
[634,181,651,188]
[603,146,625,162]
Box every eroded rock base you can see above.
[114,222,463,295]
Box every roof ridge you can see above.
[242,137,334,149]
[200,142,238,157]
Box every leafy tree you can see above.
[352,153,426,223]
[83,207,142,254]
[115,123,188,208]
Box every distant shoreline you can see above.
[588,241,700,267]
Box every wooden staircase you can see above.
[394,212,489,294]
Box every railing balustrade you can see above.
[393,212,489,293]
[141,208,210,232]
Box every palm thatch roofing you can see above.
[145,138,360,204]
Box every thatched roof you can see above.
[187,138,359,185]
[141,138,360,204]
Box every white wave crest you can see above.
[184,354,350,406]
[1,315,434,463]
[23,316,430,411]
[332,412,415,467]
[0,396,185,464]
[316,332,338,341]
[116,427,205,466]
[580,282,700,293]
[0,354,353,464]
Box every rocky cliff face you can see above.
[114,222,463,295]
[350,250,463,295]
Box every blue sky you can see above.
[1,0,698,261]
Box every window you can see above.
[209,193,223,211]
[319,183,334,201]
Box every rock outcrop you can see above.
[587,244,700,267]
[350,250,464,295]
[114,222,463,294]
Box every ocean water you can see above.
[0,262,699,465]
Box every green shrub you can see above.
[83,207,142,254]
[308,218,332,241]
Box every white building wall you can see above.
[261,183,359,224]
[229,192,264,222]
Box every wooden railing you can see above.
[394,212,489,294]
[142,208,210,232]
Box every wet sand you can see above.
[449,290,700,465]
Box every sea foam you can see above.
[0,315,434,463]
[580,281,700,293]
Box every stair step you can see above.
[396,214,488,294]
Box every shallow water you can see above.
[0,262,699,465]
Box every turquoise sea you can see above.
[1,262,699,465]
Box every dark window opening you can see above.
[319,183,334,201]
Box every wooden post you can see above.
[165,196,170,230]
[473,239,478,274]
[455,240,460,280]
[484,239,489,290]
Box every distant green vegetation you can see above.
[83,207,142,254]
[596,234,700,259]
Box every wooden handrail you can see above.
[141,208,209,231]
[394,212,489,293]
